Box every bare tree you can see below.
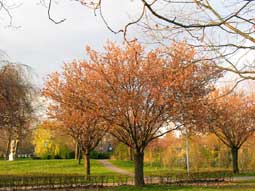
[0,0,22,27]
[74,0,255,81]
[3,1,254,82]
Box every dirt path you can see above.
[98,160,134,176]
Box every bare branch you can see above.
[48,0,66,24]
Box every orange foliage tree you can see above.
[43,64,107,176]
[205,90,255,173]
[45,41,220,185]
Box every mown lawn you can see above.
[0,159,254,178]
[88,183,255,191]
[0,159,255,190]
[109,160,253,177]
[110,160,187,175]
[103,186,255,191]
[0,159,116,176]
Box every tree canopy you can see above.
[44,41,221,185]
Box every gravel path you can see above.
[98,160,134,176]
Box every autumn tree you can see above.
[179,98,215,174]
[0,63,34,160]
[53,41,220,185]
[43,65,107,176]
[144,132,181,168]
[204,90,255,173]
[33,121,73,159]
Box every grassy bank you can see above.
[0,159,116,176]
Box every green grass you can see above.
[0,159,116,176]
[85,184,255,191]
[0,158,254,179]
[236,172,255,177]
[110,160,255,177]
[87,182,255,191]
[110,160,186,175]
[0,159,255,190]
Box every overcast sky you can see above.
[0,0,143,87]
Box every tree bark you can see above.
[134,151,145,186]
[231,147,239,174]
[75,143,81,165]
[129,147,134,161]
[78,147,81,165]
[9,139,19,161]
[75,142,79,160]
[5,135,11,160]
[185,132,190,176]
[83,151,90,177]
[13,139,19,160]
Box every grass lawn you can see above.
[235,172,255,177]
[0,159,116,176]
[95,184,255,191]
[110,160,186,176]
[0,159,254,178]
[0,159,255,190]
[109,160,255,177]
[87,181,255,191]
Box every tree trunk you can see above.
[78,147,81,165]
[231,147,239,174]
[134,151,145,186]
[185,133,190,176]
[129,147,134,161]
[9,139,19,161]
[75,143,81,165]
[83,151,90,177]
[13,139,20,160]
[75,142,79,160]
[9,140,15,161]
[5,136,11,160]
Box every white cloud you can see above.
[0,0,141,86]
